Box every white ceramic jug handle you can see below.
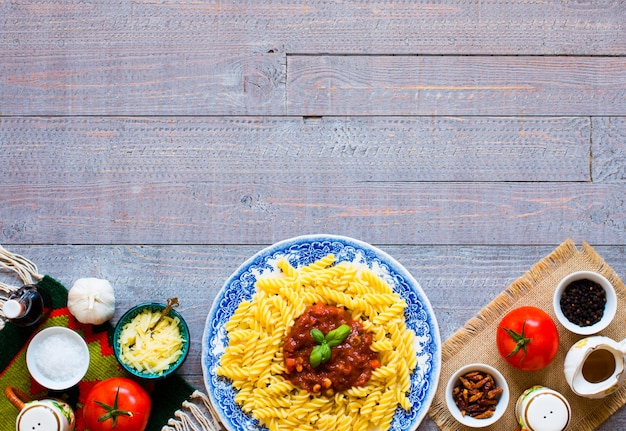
[618,338,626,354]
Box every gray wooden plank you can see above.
[0,116,590,182]
[0,51,285,115]
[2,4,625,116]
[2,243,625,430]
[592,117,626,183]
[1,181,622,245]
[287,56,626,116]
[4,53,626,116]
[0,1,624,55]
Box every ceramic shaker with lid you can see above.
[515,386,571,431]
[4,386,76,431]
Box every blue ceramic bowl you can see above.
[113,302,190,379]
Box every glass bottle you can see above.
[2,284,52,327]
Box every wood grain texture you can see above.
[0,1,624,55]
[2,2,625,115]
[287,55,626,116]
[0,51,286,115]
[1,181,622,245]
[0,116,597,246]
[0,116,590,182]
[5,53,626,115]
[2,243,625,431]
[2,0,626,429]
[592,117,626,183]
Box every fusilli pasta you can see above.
[217,254,417,431]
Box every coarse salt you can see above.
[34,333,86,381]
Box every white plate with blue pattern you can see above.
[202,234,441,431]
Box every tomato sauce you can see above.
[283,303,380,395]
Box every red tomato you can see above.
[496,306,559,371]
[83,377,152,431]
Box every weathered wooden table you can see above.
[2,2,625,429]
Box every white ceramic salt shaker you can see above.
[5,386,76,431]
[515,386,571,431]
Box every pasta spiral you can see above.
[217,254,417,431]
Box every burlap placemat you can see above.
[428,239,626,431]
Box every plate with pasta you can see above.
[202,234,441,431]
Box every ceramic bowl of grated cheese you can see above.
[113,302,189,379]
[26,326,90,390]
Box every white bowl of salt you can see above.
[26,326,90,390]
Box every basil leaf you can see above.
[320,343,332,363]
[310,345,324,368]
[325,324,351,347]
[310,328,325,344]
[309,324,351,368]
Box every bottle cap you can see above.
[2,299,24,319]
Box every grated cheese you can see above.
[118,309,185,374]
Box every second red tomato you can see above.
[496,306,559,371]
[83,377,152,431]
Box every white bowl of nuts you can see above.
[445,363,509,428]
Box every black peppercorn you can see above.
[559,279,606,327]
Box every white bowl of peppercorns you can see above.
[445,363,509,427]
[553,271,617,335]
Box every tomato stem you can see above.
[500,320,531,364]
[95,386,134,428]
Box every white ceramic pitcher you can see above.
[563,335,626,399]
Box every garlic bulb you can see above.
[67,278,116,324]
